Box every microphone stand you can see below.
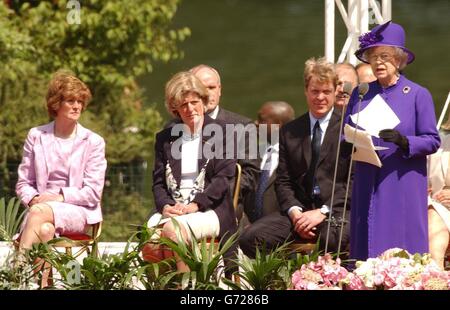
[324,95,349,253]
[335,84,368,257]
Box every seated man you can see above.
[242,101,295,223]
[239,57,352,258]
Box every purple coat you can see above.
[345,75,440,260]
[16,122,107,224]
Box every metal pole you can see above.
[325,0,335,63]
[348,0,359,64]
[382,0,392,21]
[324,103,348,253]
[437,92,450,130]
[360,0,369,33]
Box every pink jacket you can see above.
[16,122,107,224]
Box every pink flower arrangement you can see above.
[291,248,450,290]
[291,253,349,290]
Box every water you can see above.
[140,0,450,122]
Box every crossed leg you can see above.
[18,203,56,287]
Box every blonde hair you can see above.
[165,71,209,118]
[304,57,337,89]
[46,70,91,118]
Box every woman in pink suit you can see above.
[16,71,106,251]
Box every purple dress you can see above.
[344,75,440,260]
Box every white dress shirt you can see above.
[208,106,220,120]
[180,131,201,201]
[288,108,334,216]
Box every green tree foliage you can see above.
[0,0,190,239]
[0,3,48,192]
[1,0,189,165]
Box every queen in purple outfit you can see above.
[345,21,440,260]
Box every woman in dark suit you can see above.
[144,71,237,273]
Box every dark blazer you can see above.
[215,108,259,197]
[215,108,260,221]
[215,108,251,126]
[152,115,237,238]
[167,107,260,221]
[275,108,352,216]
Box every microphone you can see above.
[358,82,369,99]
[343,82,353,97]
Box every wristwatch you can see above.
[319,205,330,215]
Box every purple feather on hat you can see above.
[358,21,390,49]
[358,32,381,49]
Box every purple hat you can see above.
[355,21,415,64]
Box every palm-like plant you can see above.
[29,229,180,290]
[0,197,26,241]
[224,242,291,290]
[224,239,324,290]
[0,250,39,290]
[158,221,238,290]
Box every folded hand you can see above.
[162,204,185,217]
[29,193,63,206]
[293,209,326,239]
[433,189,450,207]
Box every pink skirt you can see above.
[46,202,90,236]
[18,202,90,238]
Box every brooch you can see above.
[403,86,411,94]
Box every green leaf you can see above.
[0,197,26,241]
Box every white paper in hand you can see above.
[350,94,400,137]
[344,124,382,167]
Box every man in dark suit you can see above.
[189,65,259,221]
[239,57,352,258]
[242,101,295,223]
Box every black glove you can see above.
[340,141,355,157]
[379,129,409,151]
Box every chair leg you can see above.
[91,240,99,258]
[65,247,73,256]
[233,274,241,285]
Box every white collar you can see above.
[208,106,220,119]
[308,107,333,131]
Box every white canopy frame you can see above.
[324,0,392,65]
